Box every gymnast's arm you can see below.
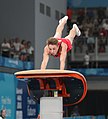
[41,46,49,70]
[60,43,67,70]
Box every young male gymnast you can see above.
[41,16,81,70]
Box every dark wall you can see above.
[68,90,108,116]
[0,0,35,46]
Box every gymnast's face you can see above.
[48,44,59,56]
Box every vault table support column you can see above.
[40,97,63,119]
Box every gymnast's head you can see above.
[46,37,58,45]
[46,37,59,56]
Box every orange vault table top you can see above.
[14,69,87,106]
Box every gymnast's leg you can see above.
[54,16,68,38]
[65,24,81,44]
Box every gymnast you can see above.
[41,16,81,70]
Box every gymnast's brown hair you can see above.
[46,37,58,46]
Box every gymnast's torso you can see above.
[44,38,72,57]
[54,38,72,57]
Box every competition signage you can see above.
[16,80,40,119]
[0,73,16,119]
